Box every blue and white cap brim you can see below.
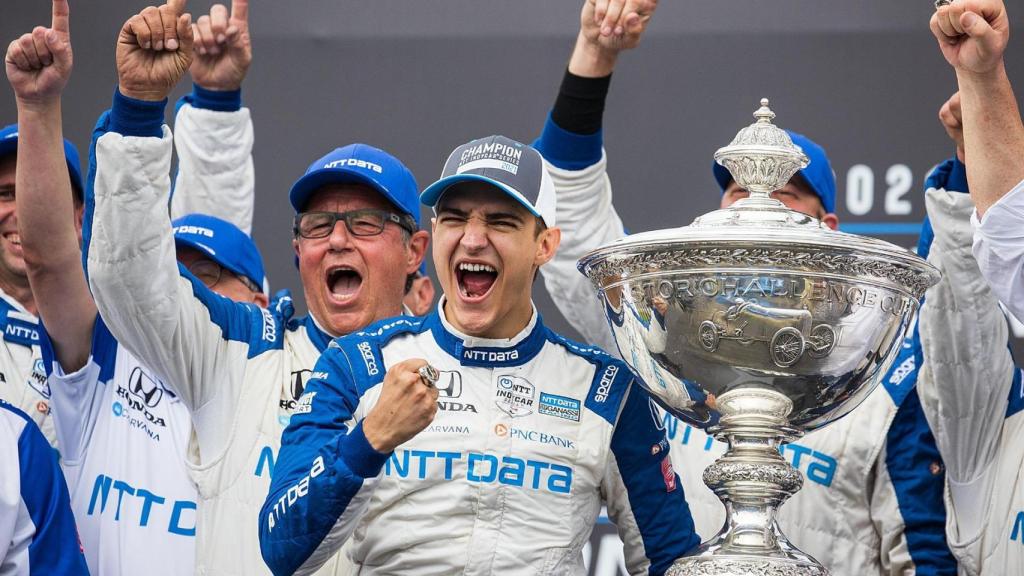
[420,170,557,227]
[290,168,410,220]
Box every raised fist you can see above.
[939,92,965,162]
[931,0,1009,75]
[5,0,73,105]
[581,0,658,53]
[116,0,193,102]
[190,0,251,92]
[361,359,439,453]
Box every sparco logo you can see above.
[358,342,379,376]
[594,365,618,403]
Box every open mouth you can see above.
[3,232,21,247]
[456,262,498,300]
[326,266,362,301]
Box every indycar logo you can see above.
[495,375,535,417]
[26,358,50,399]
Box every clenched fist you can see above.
[583,0,658,52]
[5,0,73,105]
[117,0,194,102]
[362,359,439,453]
[190,0,251,92]
[572,0,657,77]
[931,0,1009,75]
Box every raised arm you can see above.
[171,0,255,232]
[931,0,1024,217]
[537,0,656,354]
[5,0,96,373]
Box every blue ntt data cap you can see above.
[0,123,84,200]
[289,143,421,226]
[420,135,556,227]
[713,129,836,214]
[172,214,267,293]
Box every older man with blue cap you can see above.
[531,1,958,574]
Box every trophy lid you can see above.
[579,99,940,298]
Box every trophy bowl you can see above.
[578,100,940,576]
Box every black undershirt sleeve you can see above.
[550,69,612,136]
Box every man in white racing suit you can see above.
[6,1,264,573]
[260,134,699,576]
[535,1,958,573]
[924,1,1024,572]
[82,1,429,574]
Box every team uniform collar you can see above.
[429,296,546,367]
[304,313,334,353]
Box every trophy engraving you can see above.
[578,100,940,575]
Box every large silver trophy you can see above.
[578,100,940,576]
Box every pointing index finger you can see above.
[51,0,70,35]
[167,0,188,17]
[231,0,249,24]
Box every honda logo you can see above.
[128,367,164,407]
[436,370,462,398]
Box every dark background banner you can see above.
[5,1,1024,342]
[3,3,1023,571]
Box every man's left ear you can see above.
[821,213,839,231]
[535,227,561,267]
[407,230,431,274]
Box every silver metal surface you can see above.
[578,100,939,575]
[934,0,951,8]
[417,364,439,387]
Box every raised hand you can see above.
[116,0,193,101]
[931,0,1009,75]
[582,0,658,53]
[5,0,73,105]
[361,359,439,453]
[939,92,966,162]
[190,0,251,91]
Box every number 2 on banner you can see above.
[844,164,913,216]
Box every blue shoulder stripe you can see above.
[16,405,90,575]
[334,315,429,394]
[884,388,958,574]
[178,263,285,358]
[38,314,119,383]
[545,330,632,426]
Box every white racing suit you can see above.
[259,301,700,576]
[972,176,1024,323]
[39,88,255,575]
[534,116,959,575]
[916,159,1024,576]
[84,92,347,575]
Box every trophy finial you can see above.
[713,98,809,199]
[754,98,775,123]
